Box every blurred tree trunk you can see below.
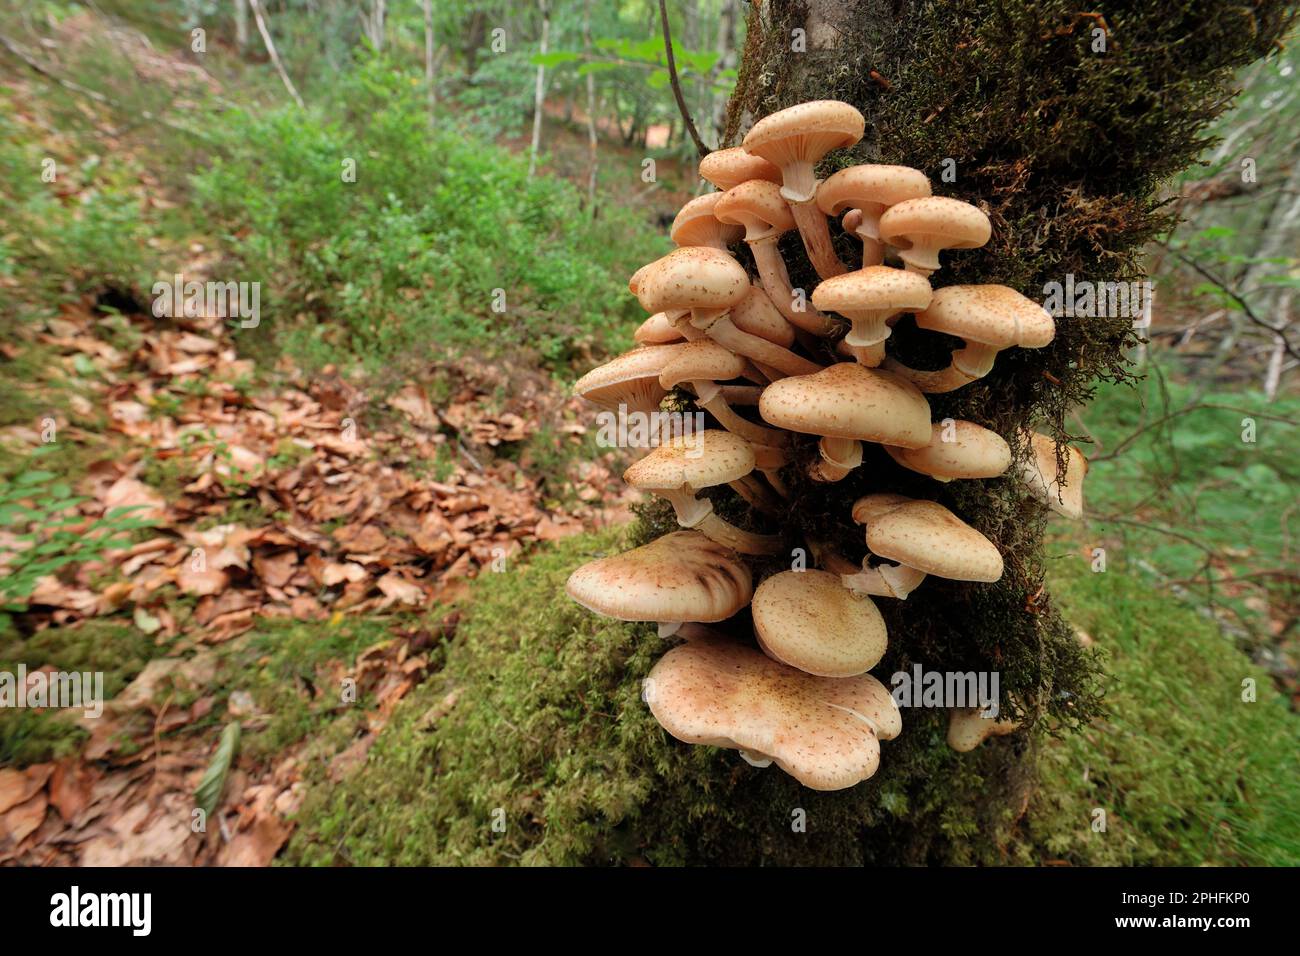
[423,0,435,125]
[528,0,551,178]
[583,0,599,211]
[233,0,249,52]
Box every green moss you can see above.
[287,531,1299,865]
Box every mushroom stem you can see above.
[729,475,782,515]
[751,360,786,382]
[693,313,821,378]
[698,392,789,447]
[842,210,886,267]
[883,340,999,393]
[672,622,731,642]
[719,384,764,405]
[656,488,715,528]
[762,469,790,498]
[752,443,791,498]
[812,436,862,482]
[748,238,838,336]
[695,512,782,555]
[896,244,941,277]
[789,199,847,280]
[842,562,928,599]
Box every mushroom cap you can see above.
[853,495,1004,583]
[699,147,782,191]
[915,284,1056,350]
[811,265,933,319]
[947,706,1020,752]
[752,570,888,677]
[1021,431,1087,518]
[624,429,755,492]
[634,311,686,346]
[645,636,901,790]
[714,180,797,242]
[659,339,746,390]
[816,164,932,220]
[671,192,744,249]
[759,363,932,448]
[572,344,678,413]
[635,247,750,316]
[742,101,866,198]
[566,531,752,624]
[878,196,992,252]
[629,263,651,296]
[887,420,1012,480]
[730,283,796,347]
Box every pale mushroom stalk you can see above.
[696,385,788,447]
[729,474,782,515]
[813,436,862,483]
[719,384,764,404]
[752,442,791,498]
[690,313,821,378]
[749,237,837,336]
[841,308,896,368]
[841,562,928,600]
[789,199,847,280]
[884,345,991,393]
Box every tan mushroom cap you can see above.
[634,311,685,345]
[730,283,796,347]
[878,196,991,251]
[759,363,932,449]
[887,420,1012,481]
[572,344,678,414]
[699,147,782,191]
[671,192,744,250]
[659,339,746,391]
[714,179,797,242]
[645,636,901,790]
[816,164,932,227]
[624,429,755,492]
[566,531,751,624]
[634,246,750,317]
[916,284,1056,350]
[742,100,866,203]
[812,266,933,319]
[752,570,887,678]
[948,706,1020,752]
[854,495,1004,583]
[1021,431,1087,519]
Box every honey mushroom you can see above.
[714,179,839,336]
[1019,430,1087,519]
[883,284,1056,393]
[658,339,787,451]
[623,430,781,555]
[884,420,1012,482]
[670,192,744,252]
[698,146,782,192]
[759,363,931,482]
[877,196,992,277]
[816,164,932,267]
[812,265,933,367]
[741,100,865,280]
[751,569,888,678]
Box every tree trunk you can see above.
[582,0,599,211]
[423,0,435,126]
[527,0,551,178]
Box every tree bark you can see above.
[528,0,551,178]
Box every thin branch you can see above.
[247,0,304,109]
[1170,248,1300,361]
[658,0,708,157]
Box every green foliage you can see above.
[0,448,154,607]
[190,62,666,378]
[194,722,241,820]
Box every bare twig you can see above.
[1170,249,1300,361]
[247,0,304,109]
[658,0,708,157]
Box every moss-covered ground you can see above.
[284,527,1299,866]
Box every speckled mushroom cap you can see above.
[644,636,902,791]
[730,283,796,347]
[634,311,685,345]
[659,339,746,391]
[1021,431,1086,518]
[635,247,750,317]
[572,344,678,414]
[887,420,1012,480]
[629,263,651,296]
[714,180,797,242]
[811,266,933,319]
[671,192,744,250]
[624,429,755,492]
[699,147,782,191]
[816,164,932,228]
[878,196,992,254]
[742,100,866,203]
[565,531,751,624]
[915,284,1056,350]
[759,363,932,449]
[752,570,887,678]
[852,494,1004,583]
